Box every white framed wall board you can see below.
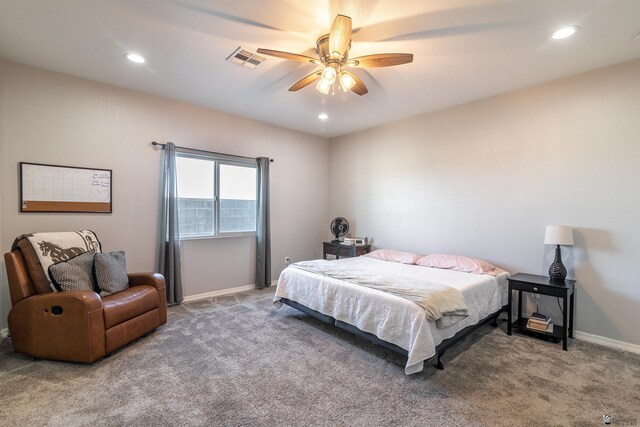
[20,162,112,213]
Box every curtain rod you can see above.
[151,141,274,163]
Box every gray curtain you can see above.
[159,142,183,304]
[255,157,271,289]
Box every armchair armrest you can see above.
[127,273,167,326]
[128,273,166,290]
[8,290,106,362]
[33,290,103,311]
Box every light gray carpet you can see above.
[1,289,639,426]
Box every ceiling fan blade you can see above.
[288,71,322,92]
[329,14,352,58]
[257,48,320,64]
[348,53,413,68]
[342,70,368,96]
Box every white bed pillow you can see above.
[363,249,422,264]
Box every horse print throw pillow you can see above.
[25,230,102,292]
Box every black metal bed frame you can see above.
[280,298,507,370]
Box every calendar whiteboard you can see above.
[20,162,112,213]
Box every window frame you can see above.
[176,152,257,240]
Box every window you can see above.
[219,164,257,233]
[176,154,257,238]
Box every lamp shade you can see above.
[544,225,574,246]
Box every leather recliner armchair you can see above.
[3,249,167,362]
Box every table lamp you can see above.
[544,225,574,280]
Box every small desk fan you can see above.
[330,217,349,242]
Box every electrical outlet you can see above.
[285,257,291,265]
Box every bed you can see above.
[273,256,510,374]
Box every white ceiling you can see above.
[1,0,639,137]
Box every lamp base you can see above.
[548,245,567,281]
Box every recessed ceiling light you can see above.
[126,53,146,64]
[551,26,579,40]
[318,113,329,120]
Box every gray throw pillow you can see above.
[48,251,98,292]
[94,251,129,297]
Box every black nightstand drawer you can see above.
[323,244,339,256]
[509,280,566,297]
[323,241,371,260]
[338,246,354,257]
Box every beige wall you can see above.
[330,59,640,346]
[0,60,330,329]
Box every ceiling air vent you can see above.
[226,47,266,69]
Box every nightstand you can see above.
[507,273,576,351]
[323,241,370,260]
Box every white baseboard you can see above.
[182,281,277,303]
[575,330,640,355]
[183,285,256,302]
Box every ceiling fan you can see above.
[257,15,413,96]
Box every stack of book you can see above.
[343,237,368,246]
[527,312,553,333]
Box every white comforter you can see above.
[274,257,509,375]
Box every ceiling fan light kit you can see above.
[340,72,356,92]
[316,78,332,94]
[320,66,337,84]
[257,14,413,96]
